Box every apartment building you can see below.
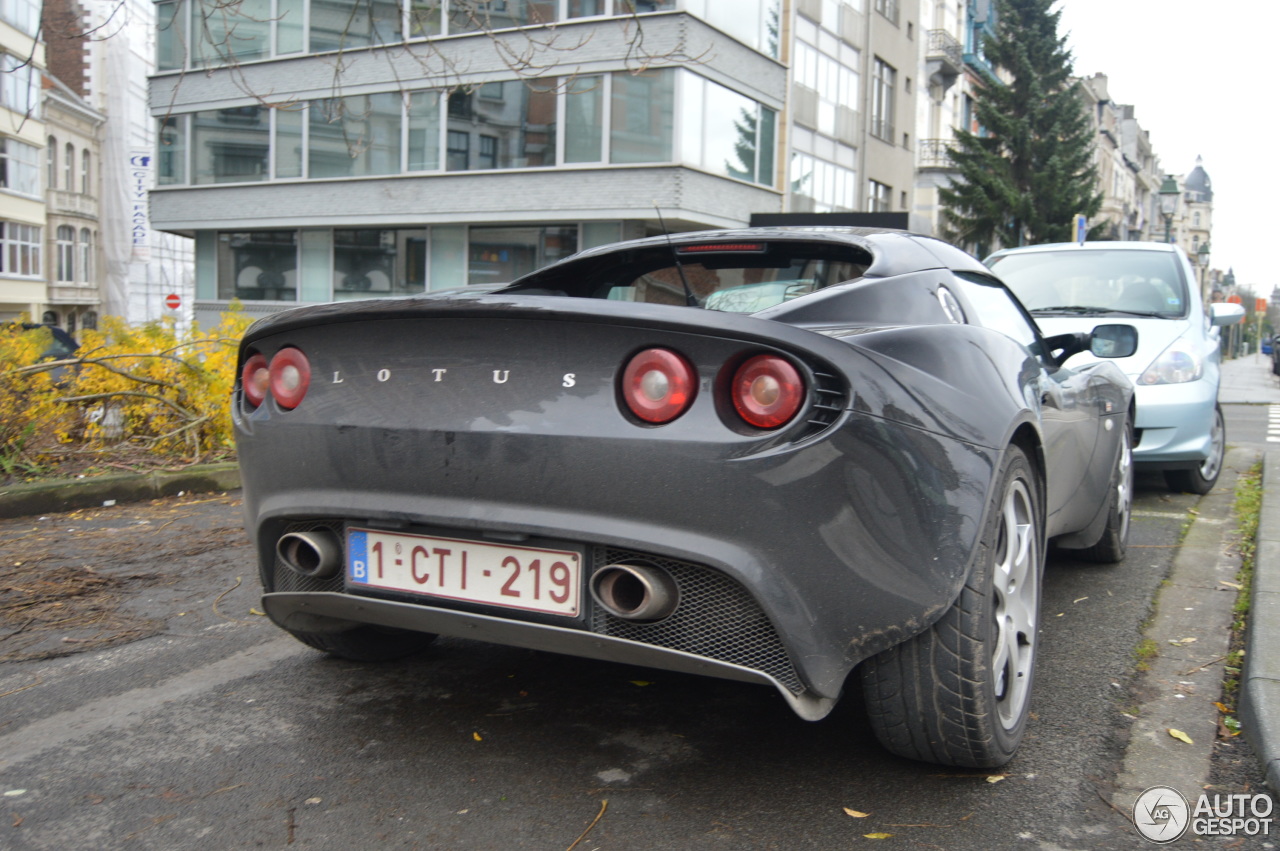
[0,0,47,323]
[911,0,993,239]
[146,0,919,324]
[42,73,105,333]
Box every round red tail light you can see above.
[269,347,311,410]
[732,354,805,429]
[241,352,270,408]
[621,348,697,424]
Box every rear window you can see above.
[990,249,1188,318]
[514,243,871,313]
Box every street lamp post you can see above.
[1197,242,1211,299]
[1158,176,1180,244]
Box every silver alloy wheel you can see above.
[1199,406,1225,482]
[1116,432,1133,542]
[991,478,1038,729]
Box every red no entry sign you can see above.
[164,293,181,310]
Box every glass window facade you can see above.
[56,225,76,283]
[199,224,595,300]
[680,73,775,185]
[1,0,42,36]
[0,137,41,197]
[332,228,427,299]
[309,93,402,178]
[154,68,773,184]
[217,231,298,300]
[790,152,856,212]
[1,54,40,120]
[192,106,271,184]
[610,69,674,164]
[0,221,42,279]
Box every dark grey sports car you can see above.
[233,228,1138,768]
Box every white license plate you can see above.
[346,528,583,617]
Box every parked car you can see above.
[3,323,79,384]
[1271,335,1280,375]
[986,241,1244,494]
[234,228,1137,767]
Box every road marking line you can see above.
[0,637,305,772]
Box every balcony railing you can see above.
[918,138,955,169]
[927,29,963,67]
[926,29,963,92]
[49,189,99,219]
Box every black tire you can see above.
[861,446,1043,768]
[1075,416,1133,563]
[1163,404,1225,495]
[286,625,438,662]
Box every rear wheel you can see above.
[861,446,1042,767]
[1163,404,1225,495]
[1075,416,1133,563]
[286,626,437,662]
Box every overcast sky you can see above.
[1053,0,1278,294]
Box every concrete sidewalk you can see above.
[1219,352,1280,792]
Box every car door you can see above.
[950,272,1104,533]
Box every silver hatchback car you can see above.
[986,241,1245,494]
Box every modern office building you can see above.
[146,0,920,324]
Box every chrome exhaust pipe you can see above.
[590,563,679,622]
[277,531,342,579]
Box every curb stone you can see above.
[0,462,242,519]
[1241,451,1280,794]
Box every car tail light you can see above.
[621,348,697,424]
[268,347,312,410]
[241,352,270,408]
[732,354,805,429]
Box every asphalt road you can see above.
[0,469,1271,850]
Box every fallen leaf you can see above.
[986,775,1006,784]
[1220,580,1243,590]
[304,797,321,806]
[1168,728,1194,744]
[630,680,652,687]
[249,608,266,616]
[864,833,893,839]
[1073,597,1088,604]
[1214,701,1232,714]
[473,732,483,741]
[842,808,869,818]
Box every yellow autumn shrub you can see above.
[1,307,255,479]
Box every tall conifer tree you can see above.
[938,0,1102,251]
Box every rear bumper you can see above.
[263,591,838,720]
[238,412,997,706]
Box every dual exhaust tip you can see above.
[276,531,342,580]
[277,532,679,623]
[590,563,679,623]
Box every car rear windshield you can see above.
[511,242,872,313]
[989,249,1189,318]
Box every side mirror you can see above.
[1088,323,1139,358]
[1210,302,1246,327]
